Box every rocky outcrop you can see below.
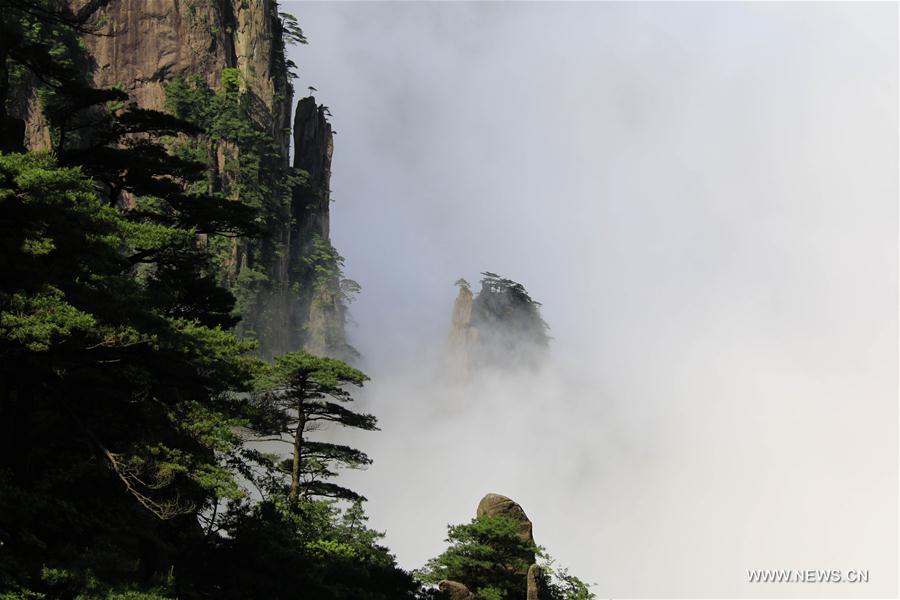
[477,493,535,546]
[450,286,474,333]
[438,580,476,600]
[440,494,549,600]
[290,96,353,360]
[447,284,475,378]
[526,564,546,600]
[447,274,549,377]
[293,96,333,234]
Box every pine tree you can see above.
[0,150,263,598]
[253,351,375,502]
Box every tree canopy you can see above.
[0,146,259,599]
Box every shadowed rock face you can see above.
[293,96,333,230]
[290,96,355,360]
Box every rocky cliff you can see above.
[447,274,550,376]
[14,0,350,359]
[21,0,291,157]
[290,95,355,359]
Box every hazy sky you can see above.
[284,3,898,597]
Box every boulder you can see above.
[477,493,535,545]
[438,580,475,600]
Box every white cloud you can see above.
[285,2,898,596]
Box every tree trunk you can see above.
[289,410,304,502]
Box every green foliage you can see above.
[276,11,306,80]
[0,286,96,352]
[477,272,548,334]
[180,498,423,599]
[230,266,268,336]
[279,12,308,46]
[1,563,176,600]
[541,564,595,600]
[298,236,360,359]
[419,514,594,600]
[0,131,261,600]
[1,1,97,120]
[164,71,285,213]
[252,351,374,502]
[163,72,300,347]
[418,515,538,599]
[304,236,361,306]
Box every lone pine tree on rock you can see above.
[419,494,594,600]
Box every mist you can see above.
[284,2,898,597]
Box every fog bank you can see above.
[285,2,898,596]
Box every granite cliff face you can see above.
[16,0,349,359]
[22,0,291,157]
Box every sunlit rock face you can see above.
[526,564,547,600]
[447,284,476,379]
[447,273,549,378]
[20,0,292,157]
[477,492,536,548]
